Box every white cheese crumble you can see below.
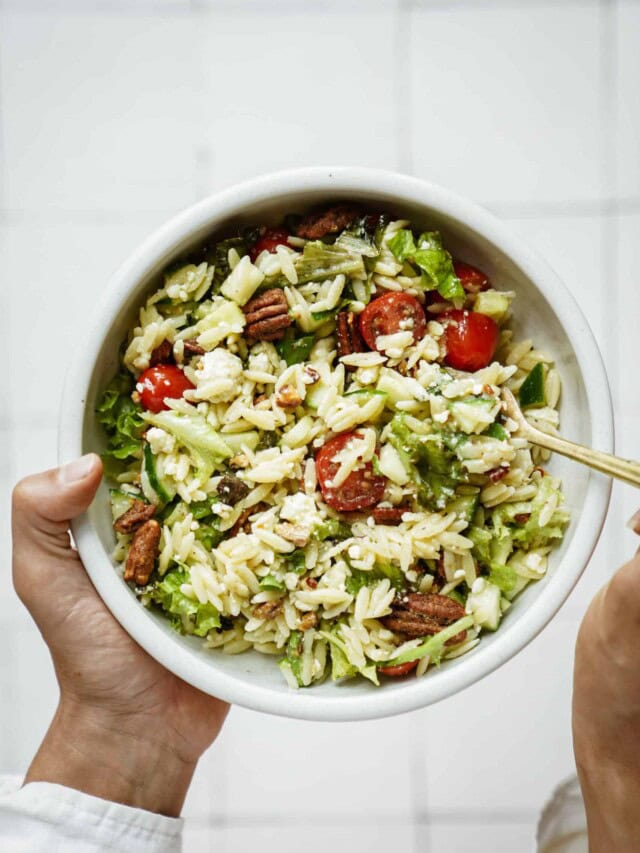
[193,348,243,403]
[146,427,176,455]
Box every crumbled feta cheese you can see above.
[146,427,176,455]
[280,493,319,530]
[194,348,243,402]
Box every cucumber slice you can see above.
[519,362,547,409]
[221,431,260,454]
[445,492,479,525]
[141,442,175,506]
[484,422,509,441]
[466,580,502,630]
[473,290,511,323]
[109,489,136,523]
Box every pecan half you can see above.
[382,593,467,644]
[295,204,361,240]
[487,466,509,483]
[336,311,366,370]
[113,500,156,534]
[276,522,310,548]
[372,506,409,525]
[216,475,249,506]
[253,600,283,621]
[149,339,174,366]
[183,338,205,357]
[275,384,303,409]
[124,519,161,586]
[228,502,268,537]
[299,612,318,631]
[243,288,292,341]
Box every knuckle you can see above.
[11,476,37,515]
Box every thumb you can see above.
[12,453,103,573]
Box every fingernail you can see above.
[60,454,96,485]
[626,510,640,534]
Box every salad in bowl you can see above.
[98,203,569,690]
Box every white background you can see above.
[0,1,638,851]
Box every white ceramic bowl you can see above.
[59,168,613,721]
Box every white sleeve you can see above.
[0,775,183,853]
[537,775,588,852]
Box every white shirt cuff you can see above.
[0,775,182,852]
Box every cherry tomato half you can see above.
[249,228,290,263]
[137,364,195,413]
[441,309,499,372]
[452,260,490,294]
[316,432,386,512]
[359,292,426,351]
[378,660,419,677]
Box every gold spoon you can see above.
[501,388,640,488]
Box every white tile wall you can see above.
[1,1,638,851]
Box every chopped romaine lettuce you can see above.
[484,422,509,441]
[279,241,365,286]
[314,519,352,542]
[387,229,464,302]
[149,569,220,636]
[386,616,474,666]
[142,409,232,481]
[259,575,286,592]
[97,371,145,471]
[346,562,405,596]
[319,627,379,685]
[283,549,307,573]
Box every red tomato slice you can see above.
[359,292,426,351]
[441,309,499,372]
[453,260,490,294]
[249,228,290,262]
[316,432,386,512]
[137,364,195,413]
[378,660,419,677]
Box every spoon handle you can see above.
[525,426,640,488]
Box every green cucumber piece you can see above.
[221,431,260,454]
[519,362,547,409]
[141,442,175,506]
[109,489,137,523]
[484,422,509,441]
[473,291,511,323]
[444,493,479,525]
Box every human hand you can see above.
[12,454,229,816]
[573,512,640,851]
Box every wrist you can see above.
[25,699,195,817]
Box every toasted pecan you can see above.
[299,612,318,631]
[254,600,283,621]
[275,384,303,409]
[113,500,156,534]
[243,288,292,341]
[372,506,408,525]
[295,204,360,240]
[336,311,366,370]
[149,339,174,366]
[382,593,467,644]
[124,519,161,586]
[183,338,205,356]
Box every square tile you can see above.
[222,823,415,853]
[426,821,536,853]
[0,12,200,213]
[3,220,161,424]
[209,705,415,820]
[196,8,400,191]
[501,214,610,370]
[421,619,579,814]
[615,1,640,198]
[408,3,605,205]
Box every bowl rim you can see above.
[59,167,613,721]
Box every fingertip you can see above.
[58,453,102,487]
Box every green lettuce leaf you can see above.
[386,616,474,666]
[149,568,220,637]
[142,409,232,481]
[97,371,145,467]
[387,228,464,302]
